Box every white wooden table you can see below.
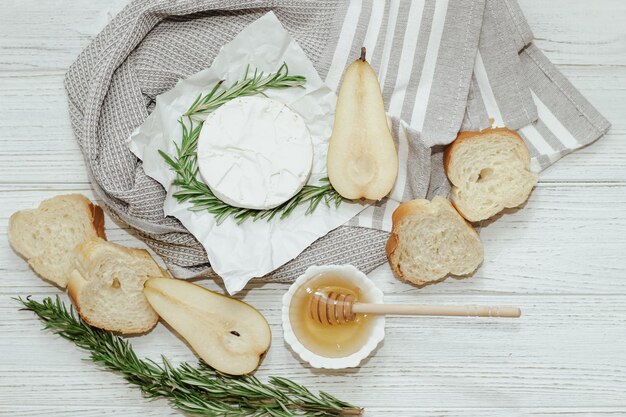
[1,1,625,415]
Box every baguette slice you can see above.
[8,194,106,287]
[386,197,483,285]
[68,238,169,334]
[444,128,538,222]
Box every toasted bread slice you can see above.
[68,238,169,334]
[8,194,106,287]
[386,197,483,285]
[444,128,537,222]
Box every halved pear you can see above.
[327,47,398,200]
[143,278,271,375]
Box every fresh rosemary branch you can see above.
[18,296,363,417]
[159,64,343,225]
[185,63,307,118]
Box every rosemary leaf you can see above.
[17,296,362,417]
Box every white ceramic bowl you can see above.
[282,264,385,369]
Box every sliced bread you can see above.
[386,197,483,286]
[8,194,106,287]
[444,128,538,222]
[68,238,169,334]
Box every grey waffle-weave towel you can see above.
[65,0,609,284]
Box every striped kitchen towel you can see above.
[469,0,537,131]
[320,0,485,146]
[461,0,611,172]
[346,0,610,231]
[519,44,611,171]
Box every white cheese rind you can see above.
[196,96,313,210]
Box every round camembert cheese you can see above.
[197,96,313,210]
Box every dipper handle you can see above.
[308,291,521,326]
[352,303,521,318]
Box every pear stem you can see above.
[359,46,366,62]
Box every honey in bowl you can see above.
[288,272,374,358]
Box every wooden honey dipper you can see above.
[309,291,521,325]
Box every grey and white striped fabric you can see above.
[460,0,611,172]
[323,0,610,231]
[319,0,484,146]
[65,0,610,284]
[519,44,611,170]
[471,0,537,131]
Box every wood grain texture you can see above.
[0,0,128,72]
[1,0,626,416]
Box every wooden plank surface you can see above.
[1,0,625,416]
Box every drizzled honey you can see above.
[289,272,373,358]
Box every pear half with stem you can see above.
[144,278,271,375]
[327,47,398,200]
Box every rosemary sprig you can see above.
[185,63,307,118]
[18,296,363,417]
[159,64,344,225]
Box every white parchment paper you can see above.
[128,12,367,294]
